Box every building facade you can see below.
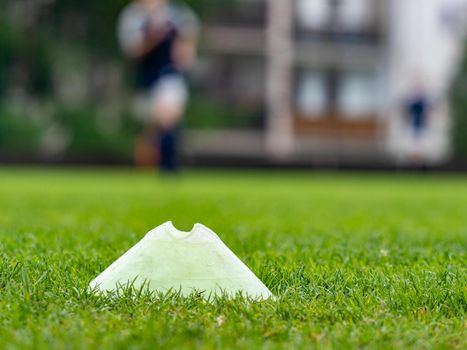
[186,0,467,166]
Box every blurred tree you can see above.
[0,20,14,95]
[0,5,53,97]
[0,105,42,158]
[55,104,136,162]
[52,0,128,57]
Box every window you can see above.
[337,71,379,119]
[296,0,374,32]
[296,71,327,117]
[336,0,373,31]
[296,0,330,31]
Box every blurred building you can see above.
[186,0,467,166]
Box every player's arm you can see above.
[171,5,200,70]
[172,32,198,70]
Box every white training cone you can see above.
[89,221,273,300]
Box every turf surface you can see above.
[0,168,466,349]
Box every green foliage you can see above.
[0,102,141,162]
[0,106,41,154]
[0,170,466,349]
[55,105,138,161]
[450,43,467,160]
[52,0,129,57]
[0,19,18,95]
[27,36,53,97]
[0,17,53,97]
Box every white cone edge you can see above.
[89,221,273,300]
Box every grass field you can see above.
[0,168,466,349]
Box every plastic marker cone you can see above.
[89,221,273,300]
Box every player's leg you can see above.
[159,126,179,170]
[150,74,188,171]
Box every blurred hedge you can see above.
[0,105,42,157]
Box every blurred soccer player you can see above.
[118,0,199,171]
[404,88,431,139]
[403,80,437,164]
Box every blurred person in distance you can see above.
[403,78,436,163]
[118,0,199,172]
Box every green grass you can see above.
[0,168,466,349]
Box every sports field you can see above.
[0,168,465,349]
